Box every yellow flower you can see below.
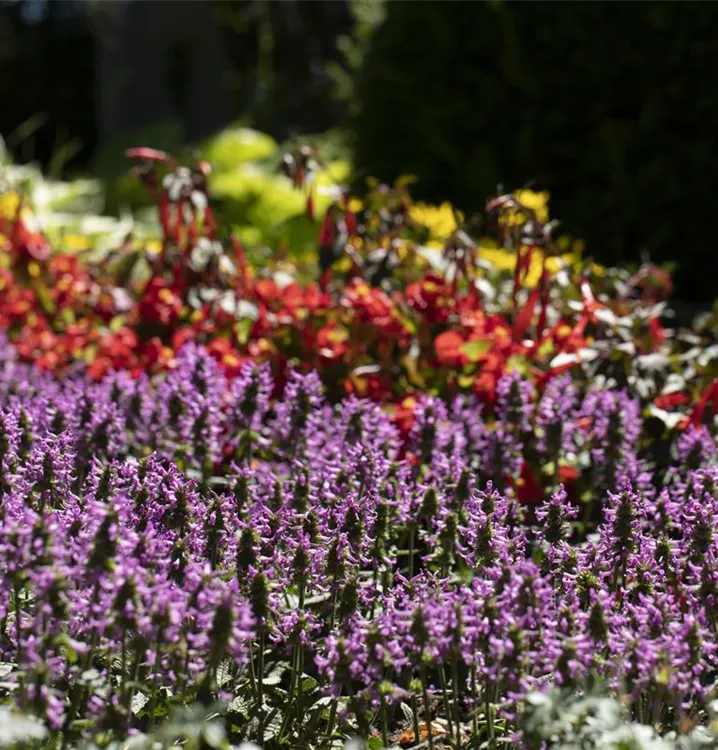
[479,243,574,286]
[478,246,516,272]
[0,192,20,221]
[513,189,550,224]
[63,234,92,252]
[410,201,457,241]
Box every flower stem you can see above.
[420,663,435,750]
[438,665,454,744]
[411,693,421,749]
[451,657,462,748]
[257,629,266,742]
[470,666,480,750]
[380,692,390,748]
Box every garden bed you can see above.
[1,145,718,749]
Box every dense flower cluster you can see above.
[1,148,701,415]
[1,340,717,745]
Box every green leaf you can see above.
[461,338,492,362]
[217,658,234,688]
[229,694,251,717]
[263,665,285,686]
[302,676,318,693]
[131,691,150,716]
[235,318,254,346]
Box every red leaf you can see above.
[512,286,542,342]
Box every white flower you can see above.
[273,270,295,289]
[163,167,194,202]
[188,238,222,272]
[216,291,259,321]
[190,189,208,212]
[111,287,134,313]
[218,254,236,277]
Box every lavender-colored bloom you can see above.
[0,339,716,743]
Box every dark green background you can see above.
[2,0,718,300]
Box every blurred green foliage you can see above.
[352,1,718,300]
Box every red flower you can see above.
[206,337,247,378]
[654,391,689,411]
[316,322,349,364]
[434,330,466,367]
[391,395,420,438]
[406,272,451,324]
[648,316,666,350]
[515,462,544,504]
[255,279,281,306]
[682,378,718,429]
[139,278,182,327]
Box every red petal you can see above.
[434,330,465,366]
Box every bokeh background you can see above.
[1,0,717,300]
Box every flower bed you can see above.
[2,145,718,748]
[0,341,717,747]
[2,146,711,422]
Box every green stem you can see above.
[438,666,454,745]
[325,694,339,748]
[380,692,390,748]
[470,666,480,750]
[13,581,22,666]
[410,693,421,749]
[420,663,435,750]
[146,630,164,729]
[296,641,304,728]
[451,657,462,748]
[257,629,266,742]
[409,526,416,579]
[119,628,127,708]
[279,641,299,741]
[247,638,258,702]
[124,645,143,715]
[485,675,495,750]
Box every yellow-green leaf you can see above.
[461,339,493,362]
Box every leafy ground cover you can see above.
[1,141,718,750]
